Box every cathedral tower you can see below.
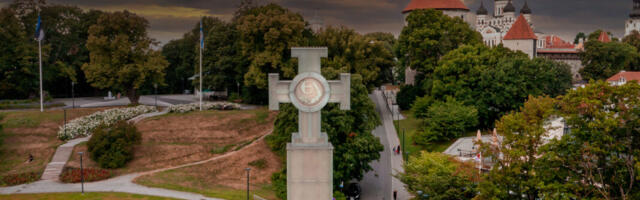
[476,1,488,26]
[626,0,640,36]
[494,0,508,16]
[521,0,532,29]
[503,0,516,22]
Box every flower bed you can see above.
[0,172,39,186]
[168,102,240,113]
[57,105,157,140]
[59,167,112,183]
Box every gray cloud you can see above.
[0,0,634,45]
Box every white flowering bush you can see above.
[58,105,157,140]
[168,102,240,113]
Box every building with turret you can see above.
[475,0,533,47]
[626,0,640,36]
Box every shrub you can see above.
[248,159,267,169]
[414,98,478,145]
[0,114,4,153]
[59,167,112,183]
[0,172,39,186]
[87,122,141,169]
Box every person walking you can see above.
[393,190,397,200]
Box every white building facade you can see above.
[626,0,640,36]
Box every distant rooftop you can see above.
[402,0,469,14]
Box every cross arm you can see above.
[328,73,350,110]
[268,73,292,110]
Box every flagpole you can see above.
[39,38,43,112]
[199,18,203,111]
[199,40,203,111]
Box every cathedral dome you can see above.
[520,1,531,14]
[503,0,516,13]
[477,1,488,15]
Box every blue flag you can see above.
[35,14,44,41]
[200,19,204,49]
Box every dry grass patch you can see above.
[65,109,277,175]
[0,108,106,178]
[135,139,281,200]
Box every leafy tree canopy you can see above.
[395,9,482,78]
[82,10,167,104]
[397,152,478,200]
[313,26,395,91]
[429,44,572,127]
[579,32,638,81]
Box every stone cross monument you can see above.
[268,47,350,200]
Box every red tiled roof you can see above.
[598,31,611,43]
[503,15,537,40]
[402,0,469,13]
[545,35,575,49]
[607,71,640,82]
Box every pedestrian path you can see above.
[1,107,270,200]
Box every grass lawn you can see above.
[0,108,106,184]
[0,192,178,199]
[134,139,281,200]
[394,110,476,160]
[65,108,277,177]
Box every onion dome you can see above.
[520,1,531,14]
[631,0,640,18]
[503,0,515,13]
[477,1,488,15]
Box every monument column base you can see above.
[287,142,333,200]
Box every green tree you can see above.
[622,30,640,71]
[161,37,194,94]
[539,81,640,199]
[237,4,309,90]
[395,9,482,79]
[397,152,477,200]
[266,75,383,199]
[579,37,638,81]
[82,11,168,104]
[429,44,572,127]
[314,26,394,90]
[201,18,246,94]
[476,96,556,200]
[0,7,39,99]
[414,98,478,145]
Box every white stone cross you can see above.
[268,47,350,144]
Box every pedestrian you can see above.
[392,146,396,153]
[397,145,401,155]
[393,190,397,200]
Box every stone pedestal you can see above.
[287,135,333,200]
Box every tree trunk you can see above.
[127,88,140,105]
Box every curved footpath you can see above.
[0,108,269,200]
[359,90,410,200]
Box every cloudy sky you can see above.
[0,0,634,45]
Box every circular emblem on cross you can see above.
[289,72,331,112]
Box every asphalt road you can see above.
[359,90,410,200]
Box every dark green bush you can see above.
[397,84,424,110]
[414,98,478,145]
[87,121,141,169]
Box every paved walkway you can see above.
[1,108,270,200]
[359,90,410,200]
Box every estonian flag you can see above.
[199,19,204,49]
[35,14,44,41]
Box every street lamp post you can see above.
[154,83,158,108]
[78,152,84,194]
[64,109,67,137]
[245,168,251,200]
[71,82,75,108]
[402,128,406,160]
